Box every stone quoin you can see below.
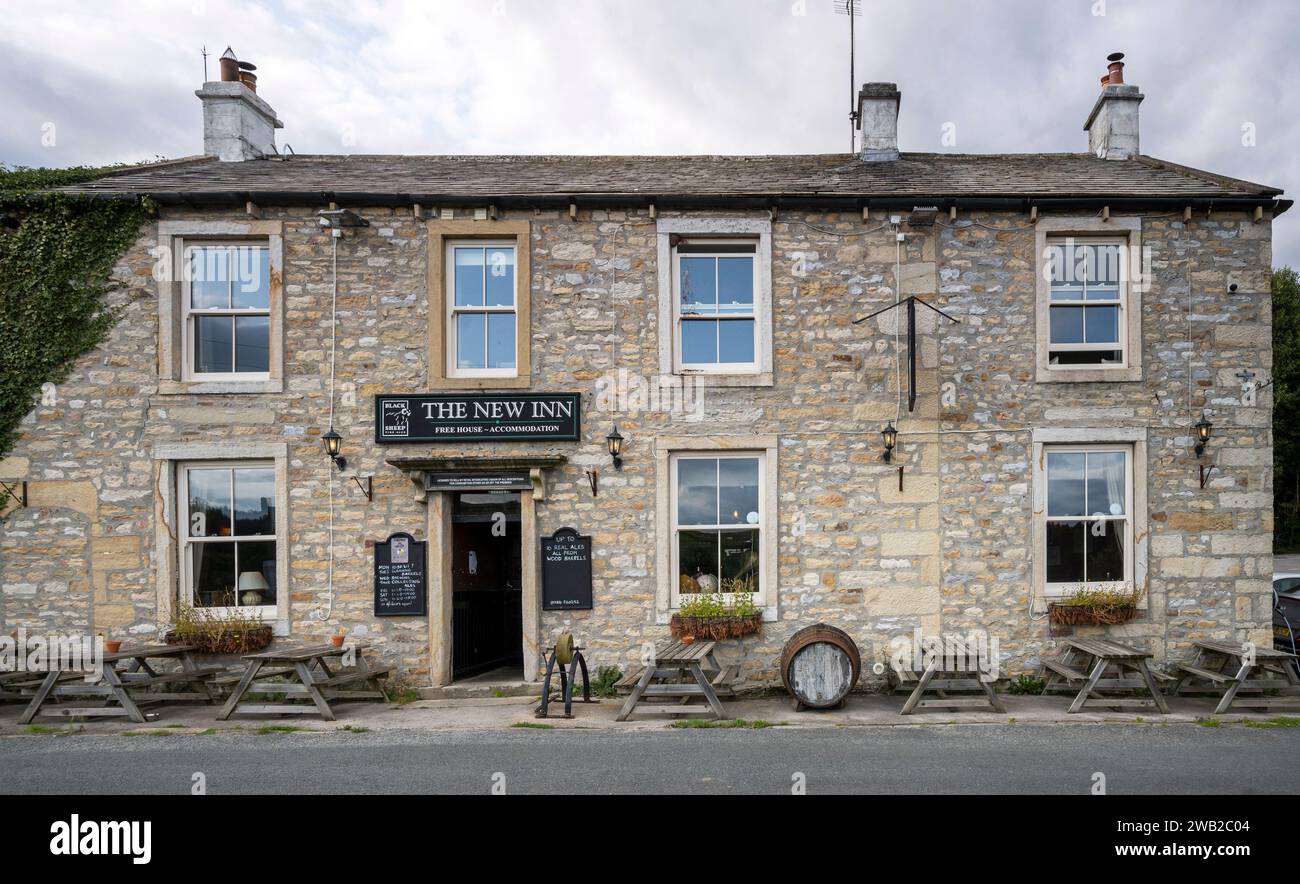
[0,53,1287,691]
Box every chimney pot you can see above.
[218,46,239,83]
[856,82,901,161]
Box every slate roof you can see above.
[61,152,1286,209]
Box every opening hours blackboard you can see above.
[374,532,427,617]
[541,527,593,610]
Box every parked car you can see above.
[1273,572,1300,676]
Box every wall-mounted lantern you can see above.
[606,425,625,471]
[1193,412,1213,458]
[322,428,345,470]
[321,427,372,501]
[881,421,898,463]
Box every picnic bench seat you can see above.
[615,641,734,720]
[1038,638,1169,714]
[615,663,738,695]
[1171,640,1300,714]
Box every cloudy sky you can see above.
[3,0,1296,265]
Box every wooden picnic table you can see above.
[898,638,1005,715]
[217,642,393,721]
[615,639,735,721]
[19,643,222,724]
[1039,637,1170,714]
[1171,639,1300,714]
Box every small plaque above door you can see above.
[424,471,533,492]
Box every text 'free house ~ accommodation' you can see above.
[0,52,1287,688]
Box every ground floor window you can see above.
[671,453,763,604]
[1042,445,1132,591]
[179,462,278,611]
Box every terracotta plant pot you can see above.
[681,635,695,645]
[331,634,346,647]
[103,640,122,653]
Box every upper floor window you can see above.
[447,241,517,378]
[1046,237,1127,368]
[672,239,759,373]
[183,243,270,380]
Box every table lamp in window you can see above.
[238,571,269,606]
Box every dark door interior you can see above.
[451,491,522,679]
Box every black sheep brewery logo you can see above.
[381,399,412,439]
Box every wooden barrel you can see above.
[780,624,861,709]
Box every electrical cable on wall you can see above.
[318,231,339,622]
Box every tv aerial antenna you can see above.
[834,0,862,152]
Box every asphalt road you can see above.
[1,723,1296,794]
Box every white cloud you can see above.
[1,0,1295,265]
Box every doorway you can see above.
[450,491,523,680]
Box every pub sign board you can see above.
[540,527,593,611]
[374,532,428,617]
[376,393,581,443]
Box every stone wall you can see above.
[0,203,1275,686]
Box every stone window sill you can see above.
[1036,366,1142,384]
[157,379,284,395]
[674,371,774,389]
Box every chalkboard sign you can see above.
[540,527,593,611]
[374,532,427,617]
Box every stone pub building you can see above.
[0,54,1287,690]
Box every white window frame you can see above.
[1034,216,1143,383]
[178,459,279,620]
[1045,236,1128,368]
[1040,444,1133,596]
[669,452,765,609]
[1030,427,1148,609]
[181,241,273,383]
[654,434,779,622]
[656,217,774,387]
[671,240,760,374]
[446,239,518,379]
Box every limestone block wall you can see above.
[0,203,1275,686]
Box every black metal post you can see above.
[907,295,917,413]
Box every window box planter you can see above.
[164,624,273,655]
[1047,587,1143,627]
[669,612,763,641]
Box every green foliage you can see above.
[587,665,622,698]
[169,601,267,653]
[1242,715,1300,729]
[1006,674,1045,695]
[0,164,153,459]
[677,590,758,620]
[1055,585,1143,610]
[1274,267,1300,551]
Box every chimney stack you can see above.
[1084,52,1143,160]
[196,46,282,162]
[856,82,901,161]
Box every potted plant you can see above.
[1048,586,1144,626]
[331,627,347,647]
[164,602,273,654]
[670,579,763,641]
